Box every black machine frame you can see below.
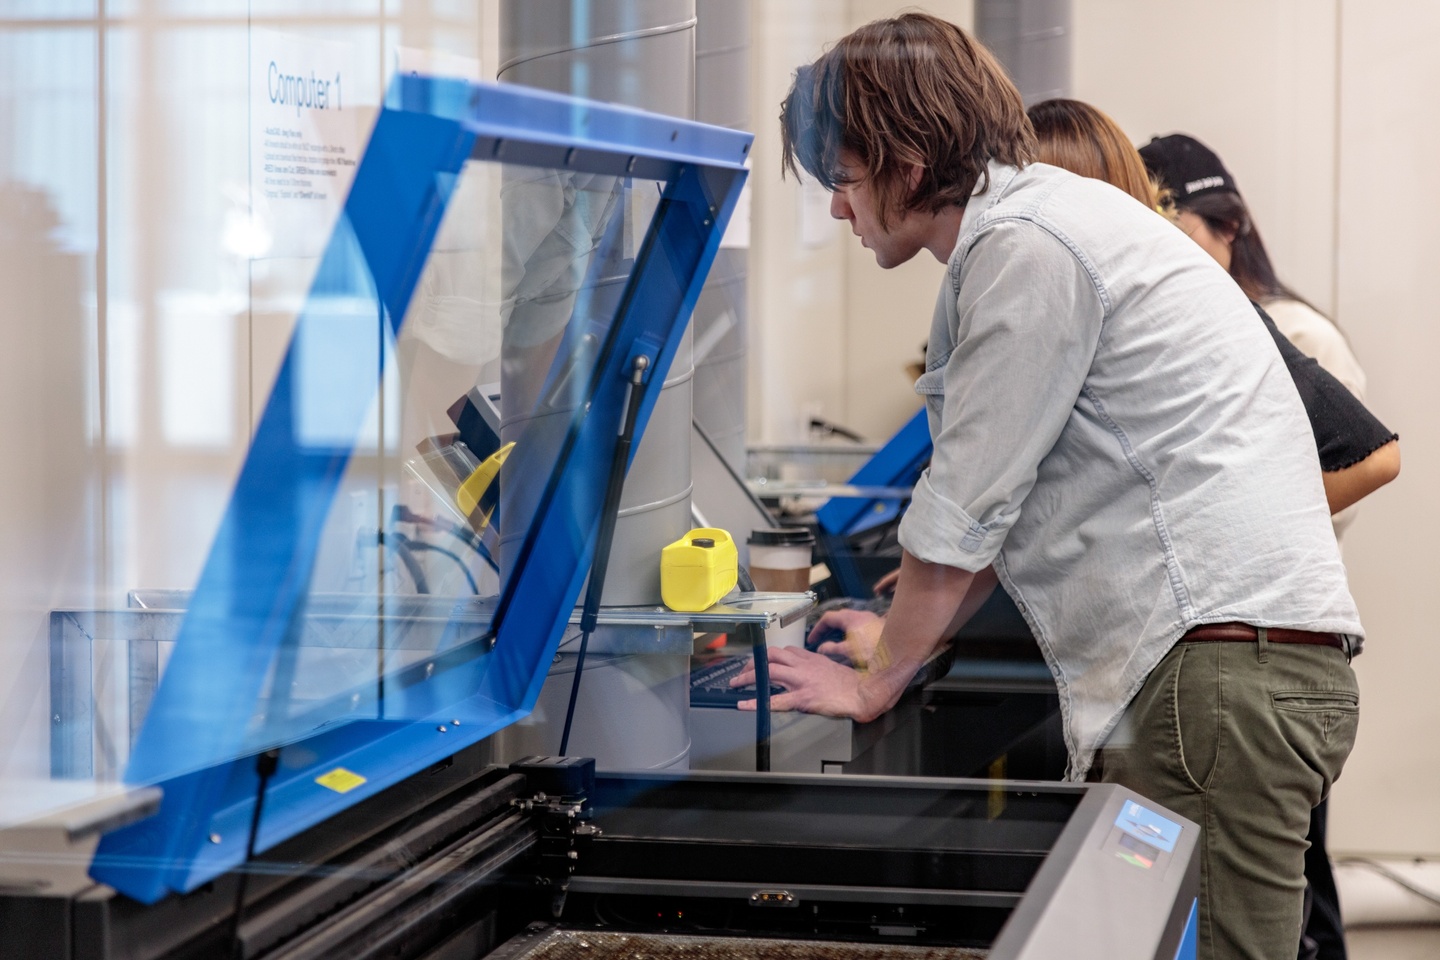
[2,747,1198,960]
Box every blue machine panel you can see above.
[815,408,931,539]
[90,75,750,904]
[815,409,932,597]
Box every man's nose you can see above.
[830,190,850,220]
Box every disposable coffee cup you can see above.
[747,528,815,647]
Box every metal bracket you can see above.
[511,791,602,917]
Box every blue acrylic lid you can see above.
[90,74,750,904]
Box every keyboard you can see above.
[690,645,955,710]
[690,655,783,708]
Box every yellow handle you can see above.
[455,441,515,525]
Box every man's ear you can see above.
[905,163,924,193]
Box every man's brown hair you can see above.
[1027,98,1159,209]
[780,13,1035,229]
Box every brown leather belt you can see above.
[1181,622,1345,652]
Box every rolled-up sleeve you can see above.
[898,218,1106,571]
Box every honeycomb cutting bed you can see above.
[493,928,988,960]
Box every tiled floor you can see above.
[1346,925,1440,959]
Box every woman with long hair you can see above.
[1140,133,1364,397]
[1027,97,1160,208]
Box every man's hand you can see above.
[731,646,883,720]
[872,567,900,596]
[731,550,984,726]
[806,609,884,666]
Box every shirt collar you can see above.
[953,159,1022,255]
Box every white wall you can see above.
[1327,0,1440,856]
[748,1,852,446]
[1074,0,1340,313]
[749,1,972,445]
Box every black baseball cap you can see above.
[1138,134,1240,202]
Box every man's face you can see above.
[829,152,925,269]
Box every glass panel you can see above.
[131,155,669,775]
[0,24,101,784]
[103,22,250,601]
[0,27,96,250]
[0,0,96,17]
[249,0,381,15]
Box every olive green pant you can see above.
[1100,634,1358,960]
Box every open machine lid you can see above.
[90,74,750,904]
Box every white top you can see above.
[898,162,1361,780]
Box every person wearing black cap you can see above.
[1139,134,1367,397]
[1140,133,1395,960]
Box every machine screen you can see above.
[1114,800,1182,854]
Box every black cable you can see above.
[229,748,281,960]
[377,531,430,594]
[419,516,499,575]
[748,623,771,772]
[391,504,498,573]
[808,416,864,442]
[560,355,650,756]
[736,565,771,772]
[404,540,480,594]
[446,524,498,572]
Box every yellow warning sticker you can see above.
[315,768,367,794]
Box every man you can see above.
[739,14,1362,960]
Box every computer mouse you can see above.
[805,624,846,651]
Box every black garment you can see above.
[1299,799,1347,960]
[1255,303,1397,470]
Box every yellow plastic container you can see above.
[455,441,515,531]
[660,528,738,612]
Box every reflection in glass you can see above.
[498,167,627,575]
[0,0,96,21]
[191,156,669,764]
[0,25,100,784]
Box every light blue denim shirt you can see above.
[897,161,1363,780]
